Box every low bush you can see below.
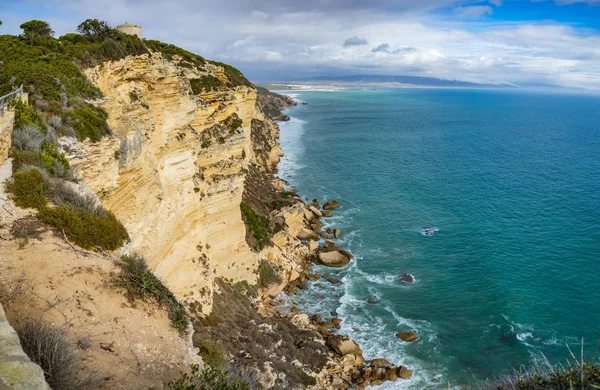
[113,253,189,331]
[12,99,47,131]
[10,148,44,172]
[11,124,45,151]
[5,168,47,209]
[40,143,70,177]
[17,320,99,390]
[45,178,102,216]
[196,339,226,368]
[38,204,128,250]
[169,364,253,390]
[193,280,326,389]
[232,280,257,296]
[240,202,270,251]
[62,104,109,142]
[190,75,223,95]
[258,262,281,288]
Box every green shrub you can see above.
[258,262,281,288]
[229,118,243,134]
[189,75,223,95]
[40,143,70,176]
[144,40,206,67]
[209,61,254,89]
[62,104,109,142]
[12,99,47,131]
[5,168,47,209]
[232,280,257,296]
[240,203,270,251]
[38,204,128,250]
[169,364,252,390]
[196,339,226,368]
[10,148,44,173]
[113,253,189,332]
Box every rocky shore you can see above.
[228,92,414,389]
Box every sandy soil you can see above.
[0,159,201,389]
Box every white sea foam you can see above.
[279,108,445,389]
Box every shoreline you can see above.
[264,93,416,389]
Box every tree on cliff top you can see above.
[77,19,111,41]
[20,20,54,45]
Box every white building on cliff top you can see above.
[116,22,142,39]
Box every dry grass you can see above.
[474,338,600,390]
[193,280,324,388]
[16,320,100,390]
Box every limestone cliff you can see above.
[67,53,283,314]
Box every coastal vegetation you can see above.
[193,281,322,388]
[240,202,271,251]
[475,343,600,390]
[169,364,254,390]
[5,164,128,250]
[258,261,281,287]
[38,205,128,251]
[112,253,189,331]
[17,320,99,389]
[0,18,250,145]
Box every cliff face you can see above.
[71,53,280,313]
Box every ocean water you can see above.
[276,88,600,388]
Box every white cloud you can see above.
[454,5,494,19]
[372,43,390,52]
[488,0,503,6]
[228,35,255,50]
[2,0,600,90]
[251,10,268,20]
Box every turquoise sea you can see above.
[276,88,600,388]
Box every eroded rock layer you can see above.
[71,53,284,313]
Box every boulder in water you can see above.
[318,250,351,267]
[323,200,340,210]
[399,274,415,284]
[396,331,418,342]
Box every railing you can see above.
[0,85,24,117]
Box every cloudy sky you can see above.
[2,0,600,89]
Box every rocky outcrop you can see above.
[0,110,14,165]
[69,53,272,314]
[0,304,49,390]
[399,273,415,284]
[256,87,297,121]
